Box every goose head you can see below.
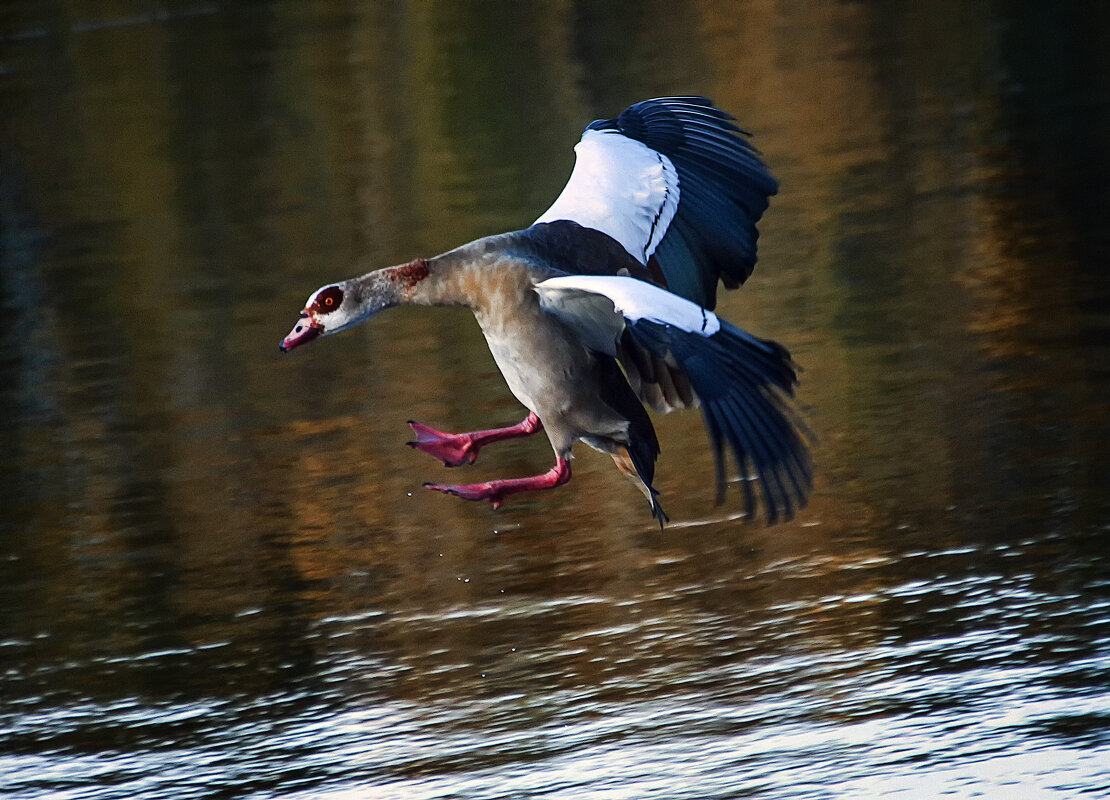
[280,282,360,351]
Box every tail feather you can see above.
[595,354,668,525]
[612,448,670,528]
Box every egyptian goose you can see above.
[281,97,811,524]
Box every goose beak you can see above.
[280,313,323,352]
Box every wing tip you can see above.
[629,317,813,526]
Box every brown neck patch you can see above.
[389,259,430,290]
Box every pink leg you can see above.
[424,456,571,510]
[407,412,542,467]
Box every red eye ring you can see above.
[315,286,344,314]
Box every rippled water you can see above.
[3,2,1109,798]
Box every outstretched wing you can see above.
[628,317,811,523]
[534,128,679,266]
[532,96,778,309]
[535,275,811,523]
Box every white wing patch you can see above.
[535,275,720,337]
[534,129,679,265]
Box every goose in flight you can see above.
[281,97,811,524]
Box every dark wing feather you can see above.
[626,318,812,523]
[618,332,698,413]
[588,97,778,308]
[509,222,654,282]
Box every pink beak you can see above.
[280,314,323,352]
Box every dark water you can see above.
[3,2,1109,798]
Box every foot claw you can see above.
[424,481,503,509]
[407,421,476,467]
[421,457,569,512]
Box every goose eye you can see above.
[315,286,344,314]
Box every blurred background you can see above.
[2,2,1108,798]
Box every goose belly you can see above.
[479,316,629,448]
[483,328,574,416]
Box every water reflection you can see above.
[2,1,1109,798]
